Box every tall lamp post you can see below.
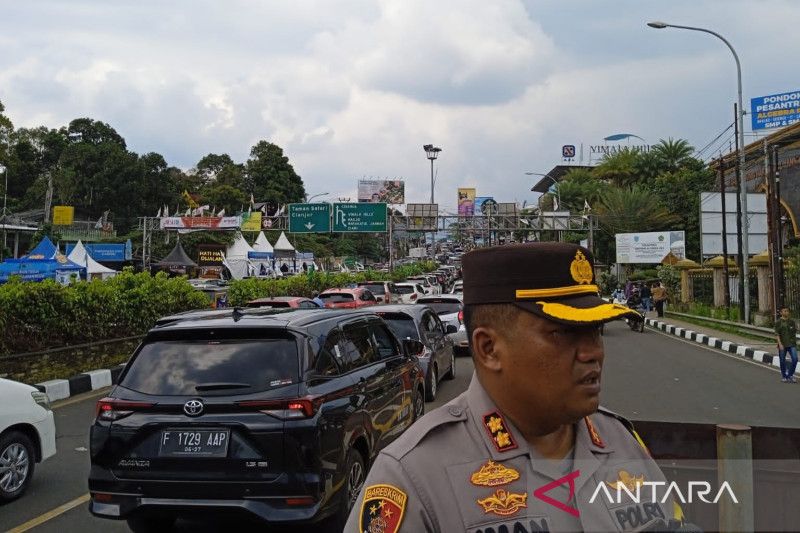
[647,21,751,322]
[423,144,442,204]
[0,163,6,261]
[305,192,329,203]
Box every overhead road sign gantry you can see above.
[333,203,387,232]
[288,203,331,233]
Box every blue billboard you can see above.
[65,241,132,262]
[751,90,800,130]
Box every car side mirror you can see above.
[403,339,425,357]
[445,324,458,334]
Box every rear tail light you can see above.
[410,293,418,301]
[458,310,464,324]
[285,496,315,506]
[236,397,319,420]
[95,397,154,421]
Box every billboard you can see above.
[358,180,405,204]
[474,197,493,216]
[52,206,74,226]
[64,242,131,262]
[241,211,262,232]
[197,244,226,266]
[699,192,769,257]
[160,216,241,230]
[751,90,800,130]
[615,231,686,264]
[458,188,476,216]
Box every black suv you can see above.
[88,308,425,531]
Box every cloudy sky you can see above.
[3,0,799,212]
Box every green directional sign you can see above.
[333,203,387,233]
[288,203,331,233]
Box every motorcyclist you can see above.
[627,287,643,310]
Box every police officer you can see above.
[345,243,695,532]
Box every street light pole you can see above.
[423,144,442,205]
[305,192,329,203]
[647,21,751,322]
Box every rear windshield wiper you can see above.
[194,382,252,391]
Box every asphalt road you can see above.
[2,320,797,532]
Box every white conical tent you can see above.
[253,231,274,253]
[223,232,256,280]
[67,241,118,280]
[273,231,295,252]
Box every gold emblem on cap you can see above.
[570,250,593,285]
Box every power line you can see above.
[695,120,735,160]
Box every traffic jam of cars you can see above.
[1,262,466,531]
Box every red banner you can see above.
[159,216,241,230]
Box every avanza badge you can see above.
[470,461,520,487]
[359,484,407,533]
[477,488,528,517]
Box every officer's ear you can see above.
[472,327,503,373]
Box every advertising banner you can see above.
[197,244,226,266]
[159,216,241,230]
[751,90,800,130]
[241,212,262,232]
[474,197,493,216]
[52,206,74,226]
[458,188,476,216]
[358,180,405,204]
[615,231,686,264]
[65,243,129,262]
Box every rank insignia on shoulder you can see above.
[470,460,521,487]
[477,489,528,517]
[483,412,518,452]
[585,416,605,448]
[359,484,407,533]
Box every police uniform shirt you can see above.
[345,373,679,533]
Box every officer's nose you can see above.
[575,326,604,364]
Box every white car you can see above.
[395,282,427,304]
[451,280,464,294]
[0,378,57,502]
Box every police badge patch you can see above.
[359,484,407,533]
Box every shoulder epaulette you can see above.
[383,402,468,460]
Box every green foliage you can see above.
[227,261,438,306]
[596,186,679,235]
[245,141,306,209]
[0,269,208,355]
[656,264,680,301]
[597,271,618,296]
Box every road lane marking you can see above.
[6,493,90,533]
[648,325,781,374]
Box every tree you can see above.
[593,148,641,188]
[596,186,679,235]
[651,138,694,173]
[194,153,245,189]
[201,184,247,214]
[556,168,609,213]
[244,141,305,207]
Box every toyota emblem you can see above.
[183,399,204,417]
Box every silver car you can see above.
[416,295,469,356]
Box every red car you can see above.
[319,288,378,309]
[246,296,321,309]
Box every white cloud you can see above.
[1,0,800,212]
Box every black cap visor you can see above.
[513,293,641,326]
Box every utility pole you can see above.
[768,144,785,313]
[732,126,746,322]
[718,154,730,311]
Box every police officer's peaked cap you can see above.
[462,242,638,326]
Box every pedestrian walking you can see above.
[775,307,798,383]
[640,282,652,314]
[345,243,696,532]
[652,282,667,318]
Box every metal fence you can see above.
[688,269,714,305]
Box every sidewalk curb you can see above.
[645,318,781,371]
[33,364,126,402]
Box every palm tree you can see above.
[651,138,694,173]
[595,186,679,235]
[593,148,641,188]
